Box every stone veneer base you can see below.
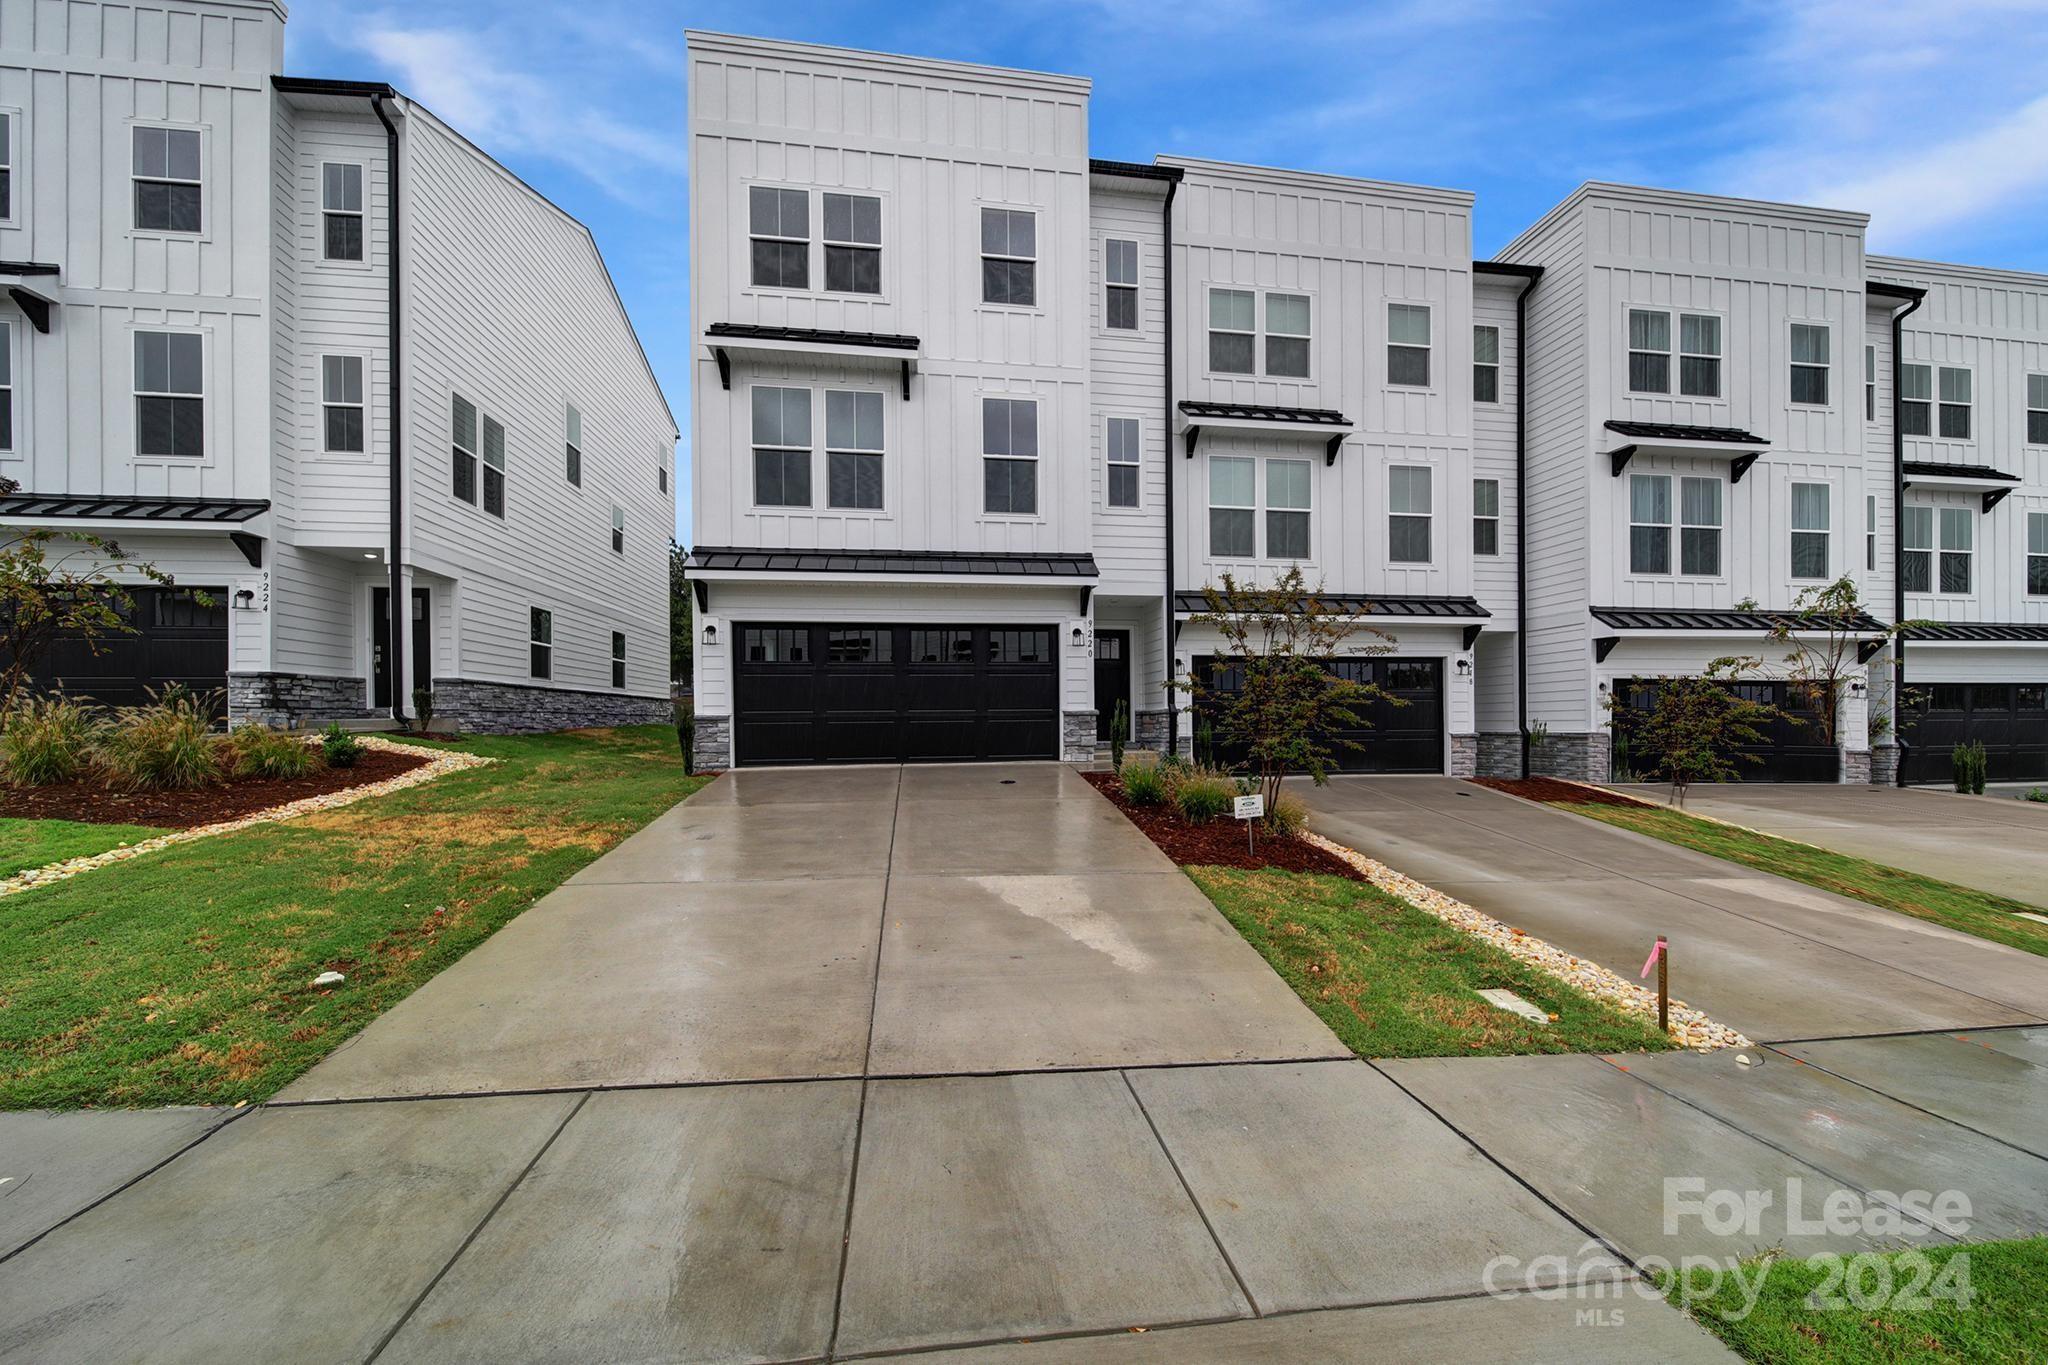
[1838,747,1873,785]
[1447,733,1479,778]
[1134,709,1171,754]
[1528,731,1612,785]
[1870,744,1900,787]
[228,672,373,728]
[691,715,732,772]
[1061,710,1099,763]
[429,677,673,736]
[1477,732,1522,778]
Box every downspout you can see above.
[1161,177,1179,755]
[1512,268,1542,778]
[372,92,406,725]
[1888,287,1925,786]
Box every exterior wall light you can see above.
[1455,657,1473,677]
[1849,678,1867,698]
[1072,625,1086,647]
[702,622,718,646]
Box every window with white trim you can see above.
[1939,506,1973,593]
[748,186,808,289]
[133,126,201,233]
[1865,346,1876,422]
[1628,309,1670,393]
[481,415,507,518]
[0,319,14,452]
[1900,363,1932,436]
[1106,416,1140,509]
[1266,458,1311,560]
[1790,482,1830,578]
[134,332,203,458]
[2028,512,2048,595]
[1104,238,1138,330]
[529,607,552,679]
[1790,324,1830,405]
[751,386,811,508]
[1473,326,1500,403]
[2029,374,2048,446]
[658,445,669,495]
[1388,304,1431,387]
[451,395,478,503]
[822,192,881,294]
[1208,288,1255,374]
[1938,366,1972,439]
[611,631,626,689]
[981,396,1037,515]
[0,113,15,221]
[1902,505,1932,593]
[1680,476,1722,576]
[1389,465,1432,562]
[321,355,364,453]
[1867,494,1878,572]
[1208,456,1253,558]
[1679,314,1722,397]
[611,503,624,555]
[980,208,1036,307]
[1629,473,1671,574]
[564,404,582,486]
[321,162,363,261]
[826,388,884,510]
[1473,477,1499,555]
[1265,293,1310,378]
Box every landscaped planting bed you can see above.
[1082,769,1353,875]
[0,745,430,827]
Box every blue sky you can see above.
[282,0,2048,541]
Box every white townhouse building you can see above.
[682,32,2047,785]
[2,0,676,733]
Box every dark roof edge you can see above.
[0,260,62,275]
[687,546,1099,578]
[1089,158,1185,183]
[1177,400,1350,424]
[1866,279,1928,301]
[705,322,920,351]
[1174,591,1491,618]
[1904,622,2048,641]
[1902,461,2022,482]
[1474,260,1543,280]
[272,75,400,98]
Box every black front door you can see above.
[372,587,431,711]
[1094,631,1131,742]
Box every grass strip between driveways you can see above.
[1666,1238,2048,1364]
[1540,798,2048,960]
[0,726,705,1110]
[0,817,171,880]
[1188,865,1672,1058]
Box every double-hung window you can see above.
[1208,456,1254,559]
[1389,465,1432,563]
[1473,326,1500,403]
[564,404,582,486]
[321,355,364,453]
[451,396,478,503]
[133,127,201,233]
[134,332,203,458]
[1627,309,1670,393]
[2029,512,2048,595]
[1265,293,1311,378]
[1939,507,1973,593]
[1902,506,1933,592]
[1899,363,1933,435]
[322,162,364,261]
[611,632,627,689]
[1472,478,1500,555]
[1388,304,1431,387]
[1104,238,1139,330]
[751,386,811,508]
[822,192,881,294]
[826,389,884,510]
[0,320,14,452]
[1865,346,1877,422]
[611,504,625,555]
[658,445,670,494]
[0,113,11,220]
[1679,314,1722,397]
[481,416,507,517]
[980,208,1036,306]
[1790,324,1830,405]
[1106,416,1140,509]
[1867,495,1878,572]
[981,396,1037,515]
[1938,366,1972,439]
[748,186,809,289]
[1790,482,1830,578]
[1629,474,1672,574]
[1680,476,1722,576]
[1208,289,1255,374]
[529,608,551,679]
[1266,459,1311,560]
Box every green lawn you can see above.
[1546,799,2048,959]
[1668,1239,2048,1363]
[0,726,704,1110]
[0,817,170,879]
[1188,865,1673,1058]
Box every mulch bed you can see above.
[1083,771,1363,878]
[1468,776,1652,808]
[0,747,433,828]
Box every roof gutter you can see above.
[1878,280,1926,785]
[1162,175,1180,754]
[371,91,407,724]
[1475,261,1544,778]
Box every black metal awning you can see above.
[1602,420,1770,481]
[1176,591,1489,620]
[1904,622,2048,643]
[1177,400,1354,463]
[688,546,1098,578]
[1903,461,2023,512]
[1,260,62,333]
[0,494,270,524]
[1591,606,1884,633]
[704,323,921,399]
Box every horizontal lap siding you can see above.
[1089,188,1166,595]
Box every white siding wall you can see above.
[1087,181,1166,595]
[1472,280,1520,621]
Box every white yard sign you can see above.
[1233,794,1266,821]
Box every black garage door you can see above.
[28,586,227,712]
[733,623,1058,765]
[1612,678,1838,782]
[1903,682,2048,785]
[1192,656,1444,773]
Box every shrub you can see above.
[223,722,321,779]
[675,700,694,773]
[1265,790,1308,836]
[1,694,97,786]
[1952,741,1988,795]
[1173,770,1236,823]
[2026,788,2048,804]
[94,690,220,790]
[321,722,363,769]
[1109,699,1128,774]
[1121,762,1166,806]
[411,686,437,735]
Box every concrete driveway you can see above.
[0,763,1736,1363]
[1612,782,2048,908]
[1297,777,2048,1043]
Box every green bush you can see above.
[1265,790,1308,836]
[1,695,98,786]
[321,722,363,769]
[94,691,220,790]
[411,687,437,735]
[1173,771,1236,823]
[1952,740,1988,795]
[223,722,321,779]
[1121,762,1166,806]
[1109,699,1128,774]
[2025,787,2047,804]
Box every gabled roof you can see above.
[1904,622,2048,643]
[0,494,270,523]
[705,323,919,351]
[1592,606,1884,633]
[1902,461,2021,483]
[1604,420,1768,445]
[689,547,1098,579]
[1175,592,1489,620]
[1178,401,1350,427]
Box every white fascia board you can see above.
[1181,415,1354,442]
[1902,473,2019,492]
[704,335,920,371]
[1612,436,1769,459]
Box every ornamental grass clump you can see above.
[1,694,98,786]
[223,722,322,779]
[94,689,220,790]
[1170,768,1237,824]
[1120,761,1167,806]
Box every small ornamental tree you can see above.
[1607,657,1781,807]
[1764,576,1917,749]
[1180,567,1397,825]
